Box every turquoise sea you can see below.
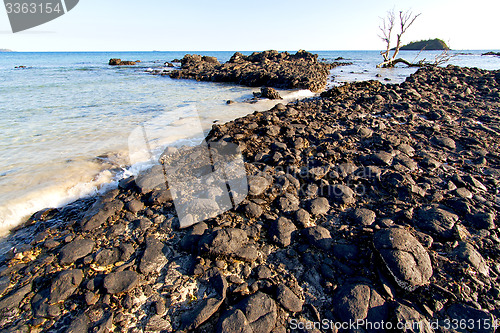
[0,50,499,235]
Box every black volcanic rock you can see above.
[180,268,227,330]
[303,226,332,251]
[59,238,95,265]
[109,58,136,66]
[415,206,458,239]
[103,271,140,294]
[139,238,170,275]
[259,87,282,100]
[268,216,296,247]
[332,284,388,325]
[275,283,303,313]
[234,291,277,333]
[50,269,83,303]
[374,228,433,291]
[199,228,258,261]
[2,65,500,332]
[0,282,31,311]
[167,50,335,92]
[80,198,124,231]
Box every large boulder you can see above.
[202,56,220,64]
[181,54,203,66]
[109,58,121,65]
[332,284,387,331]
[59,239,95,265]
[199,228,258,261]
[415,206,458,239]
[103,271,140,294]
[50,269,83,303]
[139,238,171,275]
[231,292,277,333]
[181,268,227,331]
[374,228,433,291]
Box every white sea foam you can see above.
[0,167,119,236]
[0,88,315,236]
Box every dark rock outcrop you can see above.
[109,58,136,66]
[167,50,336,92]
[258,87,282,100]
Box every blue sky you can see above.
[1,0,499,51]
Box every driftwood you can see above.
[378,53,454,68]
[378,58,416,68]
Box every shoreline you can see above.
[0,50,332,236]
[1,59,500,331]
[0,59,315,237]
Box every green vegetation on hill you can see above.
[397,38,450,51]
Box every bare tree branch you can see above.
[391,11,421,62]
[378,10,395,62]
[431,50,455,66]
[377,10,426,68]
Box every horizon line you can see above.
[2,48,499,53]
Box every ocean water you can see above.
[0,50,499,236]
[319,50,500,86]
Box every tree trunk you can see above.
[376,58,422,68]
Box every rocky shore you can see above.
[166,50,350,92]
[1,65,500,332]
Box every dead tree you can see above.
[377,10,421,68]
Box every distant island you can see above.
[482,51,500,57]
[394,38,450,51]
[0,49,14,52]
